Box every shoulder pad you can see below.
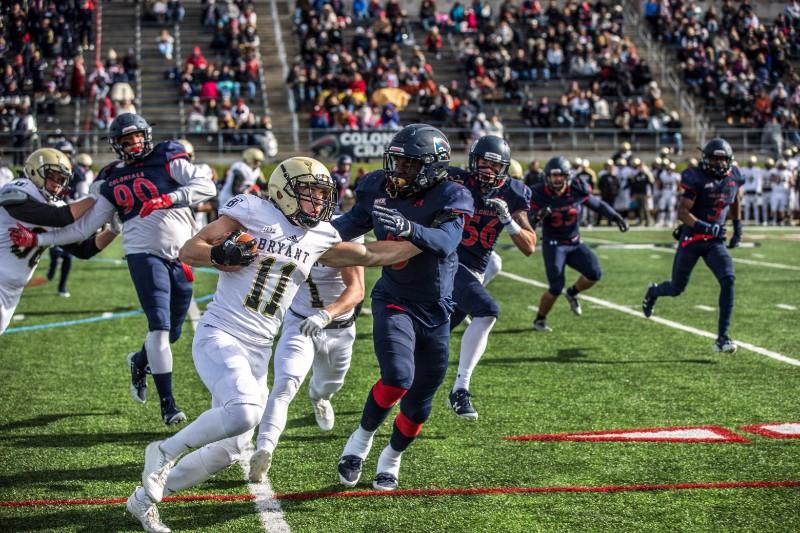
[96,161,121,181]
[730,166,745,185]
[681,167,703,189]
[507,178,533,203]
[446,166,470,183]
[160,140,191,162]
[439,181,475,216]
[0,187,31,207]
[569,177,591,197]
[354,170,386,195]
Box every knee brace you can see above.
[371,379,408,409]
[221,402,262,436]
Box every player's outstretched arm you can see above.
[179,215,249,271]
[318,240,421,268]
[373,205,466,258]
[586,196,628,232]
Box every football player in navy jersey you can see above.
[529,156,628,332]
[332,123,474,491]
[446,135,537,420]
[642,138,744,353]
[10,113,217,425]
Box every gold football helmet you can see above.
[24,148,72,202]
[268,157,336,228]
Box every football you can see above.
[233,231,257,250]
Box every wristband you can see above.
[505,219,522,236]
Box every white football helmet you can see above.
[268,157,336,228]
[176,139,195,161]
[24,148,72,202]
[242,147,265,169]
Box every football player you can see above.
[331,123,474,491]
[481,158,524,287]
[218,147,264,207]
[124,157,422,533]
[642,138,744,353]
[9,113,217,425]
[446,135,536,420]
[656,161,680,227]
[248,203,366,482]
[0,148,116,333]
[529,156,628,332]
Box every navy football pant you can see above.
[543,242,602,296]
[127,253,194,342]
[651,239,735,338]
[360,301,450,452]
[450,264,500,329]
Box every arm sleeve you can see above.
[60,236,102,259]
[586,195,619,218]
[331,201,374,241]
[5,200,75,227]
[166,158,217,207]
[679,170,698,200]
[36,196,116,246]
[408,215,464,258]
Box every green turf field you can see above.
[1,227,798,532]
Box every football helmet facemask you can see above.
[469,135,511,195]
[544,156,572,194]
[700,138,733,179]
[24,148,73,202]
[268,157,337,228]
[109,113,154,161]
[384,123,451,198]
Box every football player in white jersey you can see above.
[656,161,680,227]
[9,113,217,426]
[177,139,217,229]
[217,147,265,207]
[124,157,423,533]
[740,156,762,225]
[249,213,365,482]
[0,148,116,334]
[771,160,792,225]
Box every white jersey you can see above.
[35,157,215,260]
[741,166,762,194]
[0,179,59,291]
[774,169,792,192]
[0,167,14,188]
[201,195,341,346]
[290,217,363,321]
[659,171,680,193]
[614,166,633,211]
[218,161,263,207]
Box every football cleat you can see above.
[127,352,148,404]
[58,290,71,298]
[142,441,174,503]
[713,337,738,354]
[337,455,364,487]
[126,488,171,533]
[310,397,334,431]
[532,319,552,332]
[160,397,187,426]
[448,388,478,421]
[373,472,399,491]
[642,283,658,318]
[564,290,582,316]
[248,448,273,483]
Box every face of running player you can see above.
[475,157,506,191]
[118,131,147,159]
[297,183,333,219]
[392,155,422,189]
[548,169,568,194]
[44,167,71,198]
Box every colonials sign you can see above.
[310,131,397,160]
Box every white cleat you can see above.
[311,397,335,431]
[142,441,174,503]
[248,448,273,483]
[126,488,171,533]
[713,337,738,354]
[532,319,553,332]
[564,291,582,316]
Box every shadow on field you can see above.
[0,462,141,487]
[3,431,167,448]
[0,501,255,531]
[476,347,717,365]
[0,412,116,432]
[16,306,140,317]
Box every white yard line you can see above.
[500,271,800,367]
[694,305,715,312]
[776,304,797,311]
[239,446,292,533]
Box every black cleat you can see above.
[642,283,658,318]
[713,337,738,354]
[337,455,363,487]
[160,397,187,426]
[448,388,478,421]
[127,351,149,404]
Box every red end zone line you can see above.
[2,480,798,508]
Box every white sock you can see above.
[145,330,172,374]
[453,316,496,391]
[342,425,375,459]
[256,377,300,453]
[164,443,232,494]
[376,445,402,477]
[483,252,502,286]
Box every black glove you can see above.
[613,213,629,232]
[373,205,413,237]
[210,230,258,266]
[529,205,552,228]
[728,219,742,249]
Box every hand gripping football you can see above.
[211,230,258,267]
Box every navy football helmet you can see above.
[109,113,154,161]
[384,123,451,198]
[700,138,733,179]
[468,135,511,195]
[544,156,571,193]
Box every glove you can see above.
[728,220,742,249]
[109,212,123,235]
[373,205,413,238]
[613,213,629,232]
[529,205,552,228]
[299,310,332,337]
[484,198,512,224]
[210,230,258,267]
[693,220,726,239]
[140,194,174,217]
[9,223,37,248]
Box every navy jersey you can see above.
[456,173,531,273]
[531,178,591,243]
[97,141,191,222]
[333,168,474,326]
[680,166,744,235]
